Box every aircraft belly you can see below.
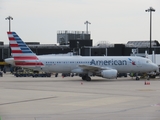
[49,64,71,73]
[114,65,134,73]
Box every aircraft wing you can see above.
[79,64,112,72]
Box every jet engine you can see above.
[101,69,118,79]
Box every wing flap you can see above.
[79,64,111,72]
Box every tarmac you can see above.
[0,73,160,120]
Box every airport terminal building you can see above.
[0,31,160,64]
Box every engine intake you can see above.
[101,69,118,79]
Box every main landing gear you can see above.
[82,75,91,81]
[136,76,140,80]
[135,73,140,80]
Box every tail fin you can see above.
[7,32,38,60]
[7,32,43,66]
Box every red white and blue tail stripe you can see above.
[7,32,44,67]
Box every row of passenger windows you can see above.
[46,61,90,64]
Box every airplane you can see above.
[5,31,158,81]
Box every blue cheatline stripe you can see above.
[18,43,26,45]
[17,41,24,44]
[20,47,30,49]
[12,32,16,34]
[21,48,30,50]
[15,39,23,42]
[22,51,32,53]
[13,35,19,37]
[16,39,22,41]
[19,45,27,47]
[15,38,21,40]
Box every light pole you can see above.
[84,21,91,34]
[77,41,79,55]
[5,16,13,32]
[145,7,155,54]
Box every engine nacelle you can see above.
[101,69,118,79]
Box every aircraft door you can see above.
[136,59,142,67]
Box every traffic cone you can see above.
[144,81,147,85]
[144,81,150,85]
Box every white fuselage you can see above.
[5,56,158,74]
[30,56,157,73]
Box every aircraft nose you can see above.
[152,63,158,71]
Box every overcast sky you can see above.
[0,0,160,45]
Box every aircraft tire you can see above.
[136,77,140,80]
[55,73,58,77]
[82,76,86,80]
[86,76,91,81]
